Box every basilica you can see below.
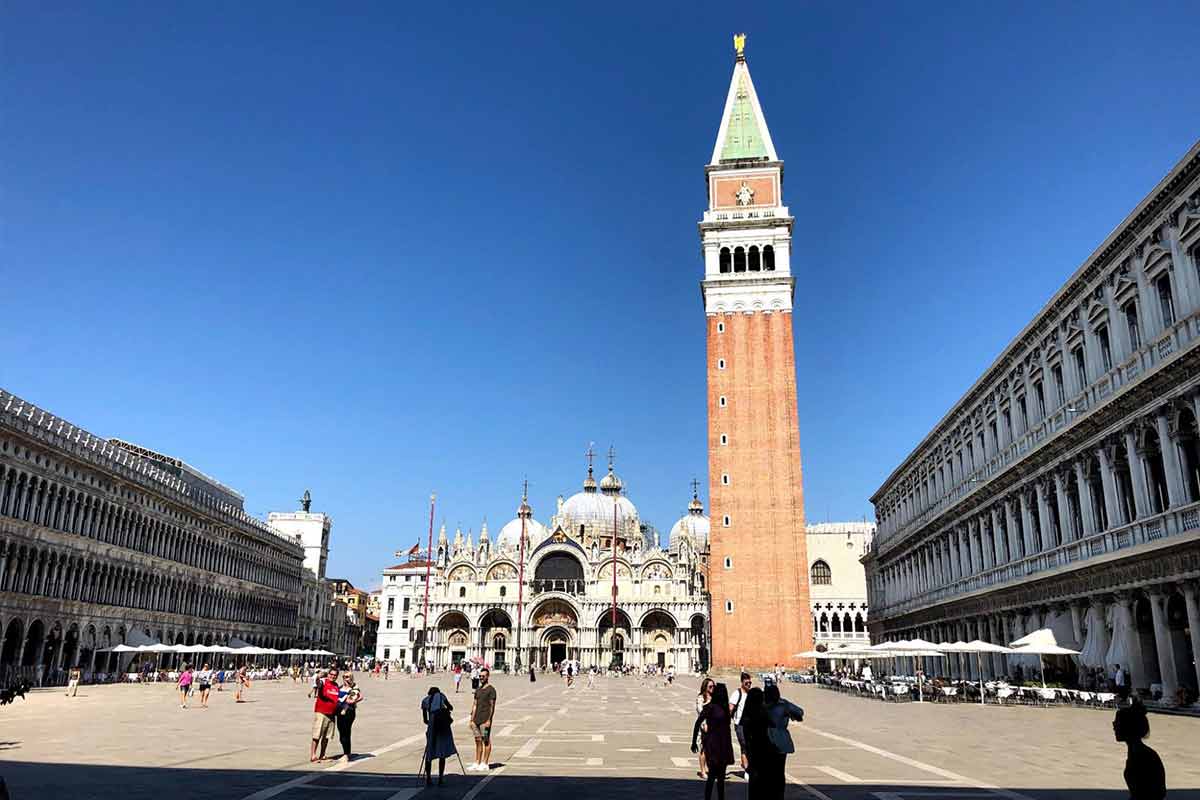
[374,457,712,672]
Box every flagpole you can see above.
[515,480,528,673]
[422,492,436,670]
[611,481,618,667]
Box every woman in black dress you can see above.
[691,682,735,800]
[1113,700,1165,800]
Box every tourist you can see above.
[382,661,389,681]
[469,667,496,771]
[529,664,536,683]
[470,662,480,692]
[695,678,715,779]
[336,673,363,761]
[749,684,804,800]
[728,672,753,775]
[691,682,734,800]
[1114,664,1129,699]
[310,667,341,762]
[1113,700,1165,799]
[235,666,250,703]
[453,662,463,693]
[196,663,214,709]
[66,665,81,697]
[177,664,194,709]
[860,663,872,682]
[422,686,457,785]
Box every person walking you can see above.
[196,663,214,709]
[453,662,463,693]
[310,667,341,762]
[1114,700,1166,799]
[695,678,715,779]
[529,664,536,683]
[728,672,753,776]
[470,663,480,692]
[691,682,734,800]
[336,673,363,761]
[235,666,250,703]
[422,686,457,785]
[66,665,81,697]
[177,664,194,709]
[468,667,496,771]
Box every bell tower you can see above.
[701,34,813,668]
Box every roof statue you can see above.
[733,32,746,59]
[300,489,312,512]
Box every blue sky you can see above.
[3,2,1197,589]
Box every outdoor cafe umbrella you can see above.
[1008,628,1080,688]
[868,640,945,702]
[938,640,1013,704]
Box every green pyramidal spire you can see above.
[711,36,777,165]
[720,73,769,161]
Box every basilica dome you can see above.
[496,492,549,551]
[557,462,645,549]
[496,515,549,551]
[669,492,710,552]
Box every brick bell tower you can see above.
[701,34,813,669]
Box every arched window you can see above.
[719,247,731,274]
[458,587,466,598]
[810,560,832,585]
[748,246,761,271]
[763,245,775,271]
[733,247,746,272]
[499,586,507,597]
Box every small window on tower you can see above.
[717,322,725,333]
[721,473,730,486]
[763,245,775,271]
[725,600,734,614]
[733,247,746,272]
[719,247,731,274]
[722,515,731,527]
[748,246,761,271]
[718,359,726,370]
[719,395,727,407]
[724,556,732,569]
[720,434,728,446]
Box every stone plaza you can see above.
[1,673,1197,799]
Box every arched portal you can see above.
[641,610,676,670]
[532,599,578,668]
[480,608,512,670]
[1,619,23,667]
[437,611,471,668]
[21,619,44,668]
[534,552,585,595]
[597,608,632,668]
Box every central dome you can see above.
[555,457,645,548]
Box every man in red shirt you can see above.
[311,667,341,762]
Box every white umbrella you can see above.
[1008,628,1079,688]
[869,640,944,702]
[102,643,141,653]
[939,641,1012,704]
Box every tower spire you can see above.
[710,34,777,165]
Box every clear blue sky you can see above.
[3,2,1197,589]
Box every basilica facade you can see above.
[375,459,712,673]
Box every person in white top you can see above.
[861,664,873,681]
[728,671,753,773]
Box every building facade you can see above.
[702,35,813,668]
[376,459,711,672]
[0,389,306,684]
[864,141,1200,703]
[807,522,873,651]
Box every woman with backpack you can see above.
[421,686,457,786]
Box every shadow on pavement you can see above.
[0,762,1197,800]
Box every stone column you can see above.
[1074,461,1098,536]
[1054,471,1072,543]
[959,528,972,576]
[1156,411,1185,508]
[1112,592,1145,692]
[968,521,981,575]
[1097,445,1123,526]
[1035,481,1052,551]
[991,506,1006,565]
[1019,491,1035,555]
[1004,498,1022,560]
[1147,589,1179,703]
[1182,583,1200,696]
[1124,429,1152,519]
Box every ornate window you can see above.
[719,247,731,274]
[733,246,746,272]
[810,560,832,585]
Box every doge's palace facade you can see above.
[864,141,1200,704]
[0,389,306,684]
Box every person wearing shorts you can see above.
[468,668,496,771]
[729,672,752,774]
[310,667,341,762]
[196,663,214,708]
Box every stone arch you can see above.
[639,608,678,629]
[640,560,673,581]
[1,618,23,666]
[810,559,832,585]
[22,619,45,667]
[447,564,477,582]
